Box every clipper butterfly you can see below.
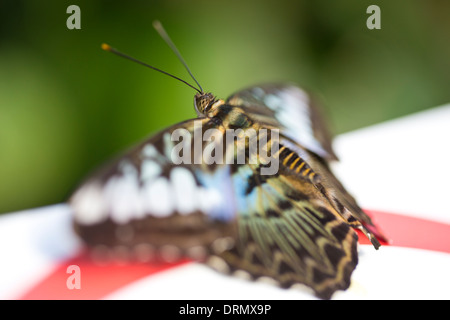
[69,21,385,299]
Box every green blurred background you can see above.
[0,0,449,214]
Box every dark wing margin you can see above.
[70,118,238,262]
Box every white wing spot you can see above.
[163,132,174,159]
[264,93,283,110]
[171,167,198,215]
[207,256,230,274]
[275,89,325,155]
[252,87,265,98]
[211,237,235,254]
[256,276,280,286]
[119,160,138,176]
[71,181,107,225]
[233,270,252,281]
[105,171,143,225]
[141,160,161,182]
[141,177,173,217]
[142,144,159,158]
[198,188,222,213]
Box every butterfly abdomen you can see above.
[275,145,320,183]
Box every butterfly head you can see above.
[194,92,223,116]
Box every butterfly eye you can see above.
[194,92,217,115]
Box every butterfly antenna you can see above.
[101,43,202,94]
[153,20,203,93]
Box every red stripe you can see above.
[18,210,450,299]
[357,209,450,254]
[20,251,189,300]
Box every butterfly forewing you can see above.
[71,118,238,261]
[227,84,338,161]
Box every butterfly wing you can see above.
[219,161,359,299]
[227,83,338,160]
[70,118,238,261]
[226,84,386,244]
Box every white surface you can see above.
[104,246,450,300]
[0,204,81,299]
[1,104,449,299]
[333,105,450,224]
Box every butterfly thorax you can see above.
[195,93,255,131]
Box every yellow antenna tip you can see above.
[152,20,162,30]
[101,43,112,51]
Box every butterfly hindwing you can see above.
[218,162,358,299]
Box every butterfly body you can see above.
[70,83,384,299]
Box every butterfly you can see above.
[69,21,385,299]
